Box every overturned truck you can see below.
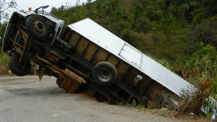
[2,7,217,111]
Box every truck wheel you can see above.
[93,61,117,86]
[8,55,31,76]
[25,15,49,42]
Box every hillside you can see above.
[51,0,217,98]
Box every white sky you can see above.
[1,0,90,23]
[15,0,88,11]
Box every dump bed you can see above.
[68,18,193,97]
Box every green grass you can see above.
[0,48,9,75]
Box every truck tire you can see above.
[8,54,31,76]
[93,61,117,86]
[25,15,49,42]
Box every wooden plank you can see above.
[83,43,98,61]
[90,47,100,62]
[64,30,72,42]
[68,32,80,47]
[105,53,111,61]
[81,41,90,57]
[107,55,119,66]
[76,37,89,55]
[92,49,108,64]
[74,36,82,50]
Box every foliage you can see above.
[182,43,217,96]
[187,19,217,53]
[0,23,7,46]
[0,0,17,23]
[0,24,8,75]
[179,79,214,117]
[0,47,8,75]
[178,42,217,117]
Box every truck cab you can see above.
[2,5,64,76]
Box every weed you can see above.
[0,49,9,75]
[178,78,215,118]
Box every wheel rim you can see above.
[96,67,112,83]
[33,21,45,33]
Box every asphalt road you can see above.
[0,76,185,122]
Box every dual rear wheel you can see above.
[93,61,117,86]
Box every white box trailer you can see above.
[68,18,193,97]
[62,18,217,113]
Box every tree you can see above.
[0,0,17,25]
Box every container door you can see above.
[119,44,142,67]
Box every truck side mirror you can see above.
[35,5,49,13]
[43,5,49,9]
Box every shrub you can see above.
[178,79,214,116]
[182,43,217,97]
[0,48,9,75]
[0,23,7,46]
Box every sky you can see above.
[15,0,89,12]
[1,0,90,23]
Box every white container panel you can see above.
[141,54,194,95]
[68,18,195,96]
[68,19,125,55]
[120,44,142,67]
